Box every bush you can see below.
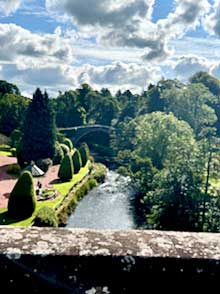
[10,129,21,148]
[8,171,36,219]
[0,133,10,145]
[33,206,58,227]
[60,143,69,155]
[72,150,82,174]
[79,143,90,167]
[63,138,73,151]
[36,158,52,173]
[10,147,16,157]
[16,140,27,168]
[58,154,74,181]
[7,163,21,175]
[53,141,64,165]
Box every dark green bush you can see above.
[72,150,82,174]
[53,141,64,165]
[8,171,36,219]
[79,143,90,167]
[33,206,58,227]
[36,158,52,173]
[60,143,69,155]
[7,163,21,175]
[58,154,74,181]
[10,147,16,157]
[10,129,21,148]
[63,138,73,151]
[16,140,26,168]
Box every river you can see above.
[67,171,135,229]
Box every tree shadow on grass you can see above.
[0,210,25,225]
[49,179,61,185]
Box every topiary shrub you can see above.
[72,150,82,174]
[63,138,73,151]
[79,143,90,167]
[10,147,16,157]
[33,206,58,227]
[58,154,74,181]
[7,163,21,175]
[36,158,52,173]
[8,171,36,219]
[10,129,21,148]
[53,141,64,165]
[60,143,69,156]
[16,140,26,168]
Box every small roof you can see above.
[24,161,44,177]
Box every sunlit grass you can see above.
[0,162,90,227]
[0,144,12,157]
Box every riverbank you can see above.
[56,163,107,226]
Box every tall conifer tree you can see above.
[21,88,56,164]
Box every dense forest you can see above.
[1,71,220,232]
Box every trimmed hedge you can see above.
[63,138,73,151]
[79,143,90,167]
[60,143,69,155]
[7,163,21,175]
[8,171,36,219]
[72,150,82,174]
[58,154,74,181]
[33,206,58,227]
[53,141,64,165]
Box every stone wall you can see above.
[1,227,220,292]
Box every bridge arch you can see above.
[58,125,115,145]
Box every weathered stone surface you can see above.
[1,227,220,292]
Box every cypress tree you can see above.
[79,143,90,167]
[20,88,56,165]
[8,171,36,219]
[58,154,74,181]
[72,150,82,174]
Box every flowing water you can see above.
[67,171,135,229]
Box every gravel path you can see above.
[0,155,60,209]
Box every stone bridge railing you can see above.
[1,227,220,292]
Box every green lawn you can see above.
[0,162,90,227]
[0,145,12,157]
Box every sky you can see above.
[0,0,220,97]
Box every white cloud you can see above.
[173,55,211,82]
[204,0,220,37]
[46,0,170,61]
[75,61,161,93]
[46,0,212,63]
[0,23,74,65]
[0,0,21,16]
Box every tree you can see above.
[0,80,20,96]
[8,171,36,219]
[58,154,74,181]
[143,163,203,231]
[190,71,220,97]
[72,150,82,174]
[0,94,28,136]
[134,112,198,169]
[79,143,90,167]
[20,89,56,165]
[162,83,217,138]
[190,72,220,136]
[54,91,86,127]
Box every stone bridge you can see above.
[1,227,220,292]
[58,125,115,145]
